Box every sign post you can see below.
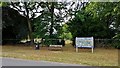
[76,37,94,53]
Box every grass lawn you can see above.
[1,44,119,66]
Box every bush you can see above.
[112,40,120,49]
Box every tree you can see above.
[0,2,8,7]
[68,2,120,39]
[59,24,72,40]
[33,1,86,39]
[85,2,120,38]
[2,5,28,44]
[10,1,44,44]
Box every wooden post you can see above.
[92,47,93,53]
[76,46,78,52]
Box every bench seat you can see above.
[48,45,63,51]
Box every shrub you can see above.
[112,40,120,49]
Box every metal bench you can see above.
[48,45,63,51]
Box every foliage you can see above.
[112,31,120,49]
[32,16,49,38]
[112,42,120,49]
[0,2,9,7]
[3,1,120,48]
[59,24,73,40]
[85,2,120,49]
[2,6,28,44]
[32,1,82,39]
[68,2,120,39]
[9,2,45,44]
[113,34,120,39]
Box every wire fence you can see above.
[41,39,65,47]
[94,39,120,48]
[2,39,120,48]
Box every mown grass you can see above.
[1,44,119,66]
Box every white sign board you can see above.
[76,37,94,53]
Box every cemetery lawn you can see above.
[1,44,119,66]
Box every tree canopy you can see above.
[2,1,120,45]
[68,2,120,39]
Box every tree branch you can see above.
[11,2,25,13]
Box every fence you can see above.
[41,39,65,47]
[94,39,120,48]
[2,39,120,48]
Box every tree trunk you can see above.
[24,2,34,45]
[50,2,54,38]
[27,18,34,45]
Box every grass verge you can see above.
[1,44,119,66]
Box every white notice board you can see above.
[76,37,94,53]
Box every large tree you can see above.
[33,1,86,39]
[85,2,120,38]
[68,2,120,39]
[2,4,28,44]
[10,1,44,44]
